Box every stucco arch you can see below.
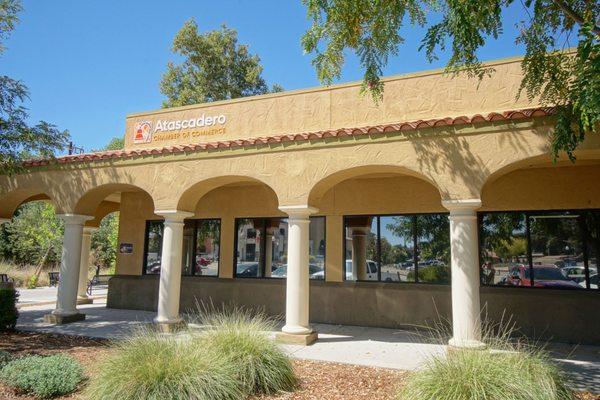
[0,189,53,219]
[176,175,281,212]
[74,183,156,216]
[307,164,443,207]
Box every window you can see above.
[234,217,325,279]
[479,210,599,290]
[143,219,221,276]
[344,214,450,284]
[143,221,163,274]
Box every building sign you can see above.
[119,243,133,254]
[132,113,227,144]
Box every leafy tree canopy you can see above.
[0,0,69,174]
[92,137,124,152]
[301,0,599,160]
[161,20,282,107]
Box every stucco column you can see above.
[277,205,318,345]
[77,227,97,304]
[443,199,485,349]
[44,214,93,324]
[351,227,370,280]
[154,210,194,331]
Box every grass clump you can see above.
[0,350,12,369]
[194,306,298,395]
[84,328,243,400]
[0,354,84,398]
[399,316,572,400]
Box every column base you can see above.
[43,313,86,325]
[154,319,186,333]
[276,331,318,346]
[448,337,487,350]
[76,297,93,305]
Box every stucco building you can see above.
[2,55,599,346]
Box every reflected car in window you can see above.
[589,274,598,289]
[506,264,582,288]
[345,259,378,280]
[561,266,597,287]
[236,262,259,277]
[272,264,325,279]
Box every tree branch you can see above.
[552,0,600,36]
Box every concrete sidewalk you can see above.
[16,300,600,393]
[17,286,108,306]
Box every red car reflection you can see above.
[506,264,581,288]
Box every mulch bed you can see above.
[0,330,597,400]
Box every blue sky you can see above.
[2,0,528,152]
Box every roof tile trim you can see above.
[23,107,556,167]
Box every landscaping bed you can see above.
[0,331,403,400]
[0,331,598,400]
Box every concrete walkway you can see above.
[17,286,107,306]
[16,300,600,393]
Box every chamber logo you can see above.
[133,121,152,144]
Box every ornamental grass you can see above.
[192,306,298,395]
[398,315,573,400]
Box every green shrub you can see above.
[85,328,243,400]
[0,354,84,398]
[194,307,298,395]
[0,350,12,369]
[26,275,38,289]
[407,265,450,283]
[399,340,572,400]
[0,286,18,331]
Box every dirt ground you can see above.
[0,331,597,400]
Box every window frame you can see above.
[233,216,327,280]
[478,208,600,291]
[342,212,451,285]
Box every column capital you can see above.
[279,205,318,219]
[442,199,481,216]
[57,214,94,225]
[154,210,194,223]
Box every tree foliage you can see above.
[161,21,282,107]
[91,212,119,269]
[0,0,69,174]
[302,0,599,160]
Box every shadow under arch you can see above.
[307,165,443,207]
[177,175,281,212]
[74,183,156,217]
[0,189,54,219]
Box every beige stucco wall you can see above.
[124,57,540,149]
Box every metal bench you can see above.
[48,271,60,286]
[0,273,11,283]
[86,274,112,295]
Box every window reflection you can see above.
[344,214,450,284]
[194,220,220,276]
[235,217,325,279]
[416,214,450,284]
[480,213,527,285]
[479,210,600,290]
[143,221,163,274]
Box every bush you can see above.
[0,354,84,398]
[195,307,298,395]
[407,265,450,283]
[84,328,243,400]
[0,286,18,331]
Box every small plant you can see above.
[85,328,243,400]
[0,350,12,369]
[0,286,18,331]
[26,274,38,289]
[193,306,298,395]
[0,354,84,398]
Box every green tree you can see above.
[161,20,282,107]
[0,201,63,266]
[0,0,69,174]
[94,137,124,152]
[301,0,599,160]
[91,212,118,270]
